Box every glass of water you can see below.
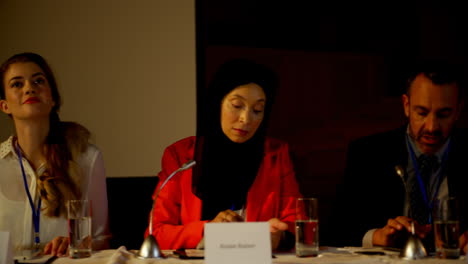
[295,197,319,257]
[67,200,92,258]
[433,197,460,259]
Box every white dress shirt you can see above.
[0,136,110,257]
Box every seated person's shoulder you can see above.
[77,143,103,164]
[86,143,100,154]
[164,137,197,162]
[166,136,196,151]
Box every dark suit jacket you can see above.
[332,125,468,247]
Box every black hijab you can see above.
[192,59,278,220]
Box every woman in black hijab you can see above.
[193,59,277,220]
[147,59,302,250]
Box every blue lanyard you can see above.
[406,135,450,224]
[15,142,42,247]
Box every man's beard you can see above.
[409,125,445,153]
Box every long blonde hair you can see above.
[38,117,90,217]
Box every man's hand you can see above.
[373,216,431,247]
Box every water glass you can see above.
[295,197,319,257]
[433,197,460,259]
[67,200,92,258]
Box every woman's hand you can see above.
[210,209,243,223]
[44,236,69,256]
[268,218,288,250]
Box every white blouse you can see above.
[0,136,110,257]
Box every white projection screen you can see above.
[0,0,196,177]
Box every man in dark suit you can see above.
[335,60,468,254]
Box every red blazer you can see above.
[145,136,302,249]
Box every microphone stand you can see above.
[395,165,427,259]
[137,160,196,259]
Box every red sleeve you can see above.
[144,138,208,250]
[277,142,303,234]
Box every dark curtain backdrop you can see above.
[196,0,468,245]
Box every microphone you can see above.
[395,165,411,216]
[138,160,197,259]
[395,165,428,259]
[395,165,407,185]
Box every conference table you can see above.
[29,246,467,264]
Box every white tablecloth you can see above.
[31,247,467,264]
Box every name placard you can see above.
[205,222,271,264]
[0,231,13,264]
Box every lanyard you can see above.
[15,142,42,248]
[406,135,450,224]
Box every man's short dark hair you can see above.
[405,59,464,101]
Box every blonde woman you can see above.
[0,52,110,257]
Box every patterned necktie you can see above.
[408,154,438,225]
[418,154,438,188]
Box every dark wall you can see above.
[196,0,468,244]
[107,177,158,250]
